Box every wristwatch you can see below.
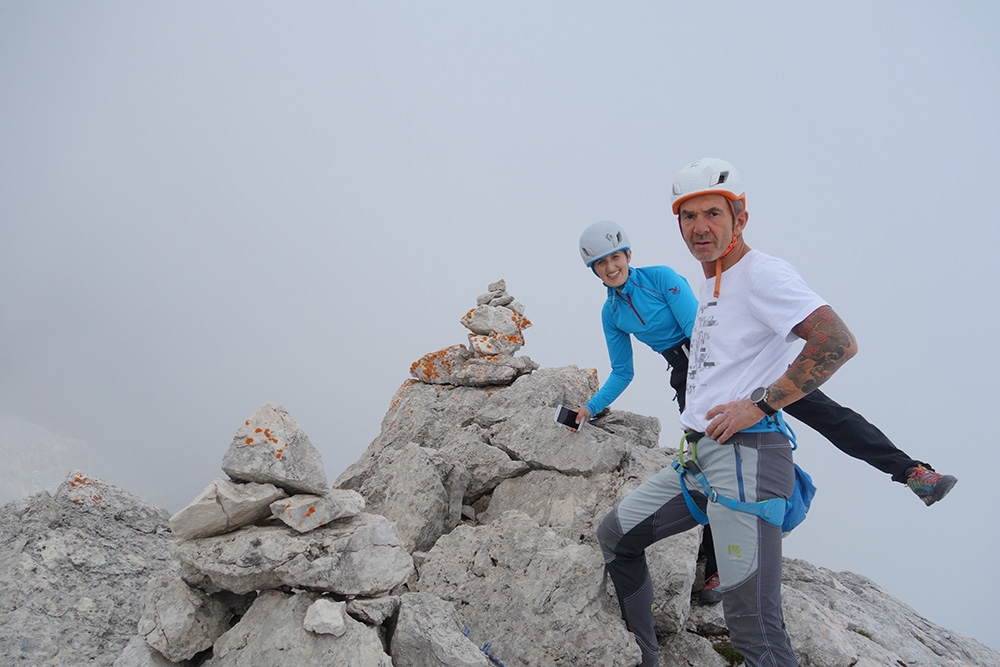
[750,387,777,416]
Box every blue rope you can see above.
[463,625,507,666]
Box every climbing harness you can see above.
[672,413,816,533]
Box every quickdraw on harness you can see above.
[671,413,816,533]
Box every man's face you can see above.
[678,193,744,263]
[592,250,630,287]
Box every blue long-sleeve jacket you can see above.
[584,265,698,417]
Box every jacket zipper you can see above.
[617,290,646,326]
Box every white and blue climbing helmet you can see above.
[671,157,746,215]
[579,221,631,267]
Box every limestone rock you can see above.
[409,344,473,385]
[780,558,1000,666]
[391,592,489,667]
[208,590,392,666]
[346,595,400,625]
[475,280,521,312]
[221,403,329,495]
[136,575,233,662]
[437,427,530,501]
[470,365,603,426]
[169,478,287,540]
[488,406,627,476]
[335,441,468,552]
[478,469,604,536]
[467,331,523,356]
[0,472,176,667]
[415,510,643,667]
[460,304,525,337]
[269,488,365,533]
[174,513,413,596]
[303,598,347,636]
[112,635,182,667]
[337,366,604,510]
[447,353,539,386]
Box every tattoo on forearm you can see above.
[781,305,857,399]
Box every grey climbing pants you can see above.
[597,430,799,667]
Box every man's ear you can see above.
[734,210,749,235]
[626,249,632,263]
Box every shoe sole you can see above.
[923,475,958,506]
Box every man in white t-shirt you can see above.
[598,158,855,667]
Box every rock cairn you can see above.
[409,279,539,387]
[130,402,418,665]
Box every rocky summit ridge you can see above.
[1,280,998,667]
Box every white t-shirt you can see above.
[680,249,827,433]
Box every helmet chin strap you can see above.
[712,199,744,297]
[713,232,739,298]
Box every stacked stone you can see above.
[131,403,419,665]
[409,279,539,387]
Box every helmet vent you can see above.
[711,171,730,186]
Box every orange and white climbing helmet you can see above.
[671,158,746,215]
[579,221,631,267]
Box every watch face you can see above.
[751,387,767,403]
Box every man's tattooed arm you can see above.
[768,305,858,406]
[706,305,857,444]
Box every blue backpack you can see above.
[782,464,816,532]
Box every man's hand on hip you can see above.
[705,400,765,444]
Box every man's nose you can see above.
[691,214,711,232]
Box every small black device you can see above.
[554,405,582,431]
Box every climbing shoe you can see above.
[699,572,722,605]
[906,465,957,506]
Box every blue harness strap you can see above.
[672,458,790,528]
[674,413,815,532]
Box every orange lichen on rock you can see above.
[388,380,418,411]
[411,347,458,381]
[275,448,283,459]
[245,437,254,445]
[511,312,532,330]
[305,506,316,517]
